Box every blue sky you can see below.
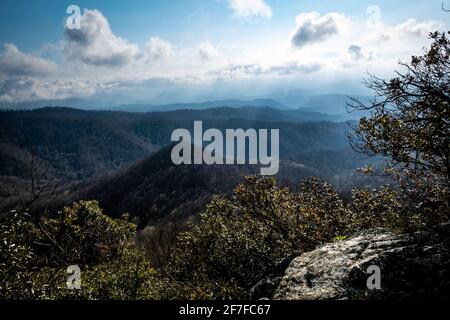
[0,0,448,103]
[1,0,447,51]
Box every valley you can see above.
[0,105,379,225]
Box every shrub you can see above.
[350,182,449,232]
[165,176,353,299]
[0,201,164,300]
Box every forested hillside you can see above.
[0,106,377,223]
[0,107,354,179]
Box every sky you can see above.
[0,0,448,104]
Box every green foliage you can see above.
[0,211,36,298]
[0,201,163,300]
[332,235,348,242]
[349,187,405,230]
[165,176,354,299]
[163,174,448,299]
[294,178,354,248]
[1,175,448,300]
[348,31,450,186]
[349,180,449,232]
[347,31,450,232]
[32,201,135,267]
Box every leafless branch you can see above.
[4,147,59,214]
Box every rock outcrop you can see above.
[273,223,450,300]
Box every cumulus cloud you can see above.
[0,77,41,102]
[144,37,173,61]
[2,6,446,104]
[291,12,350,48]
[342,45,374,67]
[0,44,57,77]
[64,9,139,67]
[348,45,363,60]
[373,18,445,42]
[197,41,220,61]
[395,18,439,37]
[228,0,272,19]
[0,76,107,102]
[348,45,373,62]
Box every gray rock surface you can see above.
[274,224,450,300]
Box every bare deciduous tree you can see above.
[4,148,59,214]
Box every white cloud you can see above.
[372,18,445,42]
[395,18,440,37]
[228,0,272,19]
[347,45,373,62]
[291,12,350,48]
[1,7,447,104]
[197,41,220,61]
[348,45,363,60]
[0,44,57,78]
[268,61,322,75]
[0,76,106,102]
[63,9,139,67]
[208,61,321,79]
[144,37,173,61]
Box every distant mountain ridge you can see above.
[110,98,290,112]
[0,98,289,112]
[0,98,111,110]
[0,94,372,120]
[0,106,356,181]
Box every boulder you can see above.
[274,223,450,300]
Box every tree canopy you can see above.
[348,31,450,186]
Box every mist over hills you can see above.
[297,94,371,115]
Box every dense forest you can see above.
[0,105,380,222]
